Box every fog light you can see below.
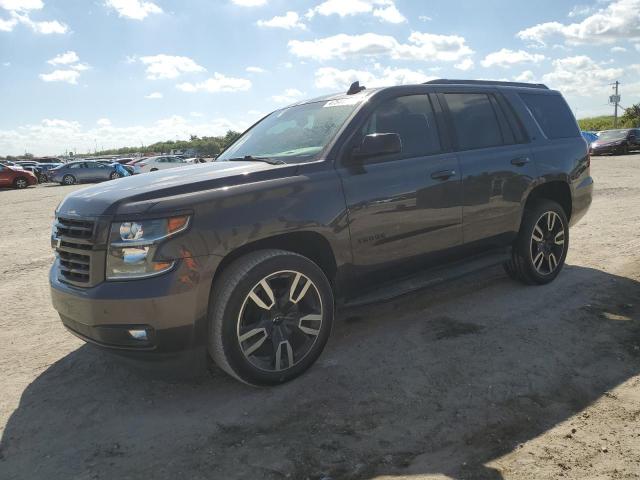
[128,329,148,341]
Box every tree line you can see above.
[578,103,640,131]
[93,130,243,157]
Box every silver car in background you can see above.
[48,160,123,185]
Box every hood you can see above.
[57,161,290,217]
[593,138,625,147]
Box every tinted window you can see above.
[444,93,503,151]
[519,93,579,139]
[362,94,441,158]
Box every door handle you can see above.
[511,157,530,167]
[430,169,456,180]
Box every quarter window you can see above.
[444,93,503,151]
[362,94,441,158]
[519,93,579,139]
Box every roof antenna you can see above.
[347,81,366,95]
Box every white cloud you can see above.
[480,48,545,68]
[139,54,205,79]
[47,50,79,65]
[105,0,162,20]
[315,66,435,90]
[0,116,246,156]
[246,66,266,73]
[0,1,67,33]
[257,11,305,29]
[289,32,473,63]
[514,70,536,82]
[636,43,640,51]
[145,91,163,99]
[454,58,474,71]
[306,0,406,23]
[41,52,89,83]
[96,118,111,127]
[190,111,204,117]
[542,55,622,95]
[231,0,266,5]
[4,11,68,33]
[0,0,42,11]
[271,88,304,104]
[611,46,627,52]
[0,16,17,30]
[176,72,251,93]
[518,0,640,46]
[39,69,80,84]
[418,15,432,21]
[568,4,594,18]
[2,61,10,66]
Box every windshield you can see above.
[598,130,629,141]
[217,98,362,164]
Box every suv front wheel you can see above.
[208,249,334,385]
[505,199,569,285]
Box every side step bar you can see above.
[342,249,511,309]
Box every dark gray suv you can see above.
[50,80,593,385]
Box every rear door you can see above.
[337,92,463,285]
[439,90,535,248]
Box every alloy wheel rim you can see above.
[17,179,27,188]
[530,211,565,275]
[237,270,323,372]
[64,176,73,185]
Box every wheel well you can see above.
[525,181,572,220]
[213,231,338,286]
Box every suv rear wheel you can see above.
[208,249,334,385]
[504,199,569,285]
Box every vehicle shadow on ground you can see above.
[1,264,639,480]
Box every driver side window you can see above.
[362,94,442,159]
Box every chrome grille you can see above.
[54,217,96,286]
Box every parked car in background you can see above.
[48,160,124,185]
[96,160,135,175]
[184,157,208,164]
[0,160,24,170]
[38,163,64,182]
[581,131,598,145]
[0,164,38,189]
[590,129,640,155]
[21,165,46,183]
[133,155,189,174]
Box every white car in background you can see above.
[133,155,189,174]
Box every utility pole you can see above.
[610,81,621,128]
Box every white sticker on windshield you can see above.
[323,97,361,108]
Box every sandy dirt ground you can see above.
[1,154,639,480]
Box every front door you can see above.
[336,93,463,287]
[0,166,13,187]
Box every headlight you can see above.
[106,215,190,280]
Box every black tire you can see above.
[62,174,76,185]
[208,249,334,386]
[13,177,28,189]
[150,168,158,172]
[504,199,569,285]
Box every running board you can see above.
[342,249,511,309]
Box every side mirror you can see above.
[353,133,402,159]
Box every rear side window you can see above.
[362,94,441,158]
[519,93,579,139]
[444,93,504,151]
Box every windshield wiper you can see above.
[225,155,286,165]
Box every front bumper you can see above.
[50,254,221,356]
[590,144,625,155]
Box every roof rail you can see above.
[423,79,549,90]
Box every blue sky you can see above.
[1,0,639,155]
